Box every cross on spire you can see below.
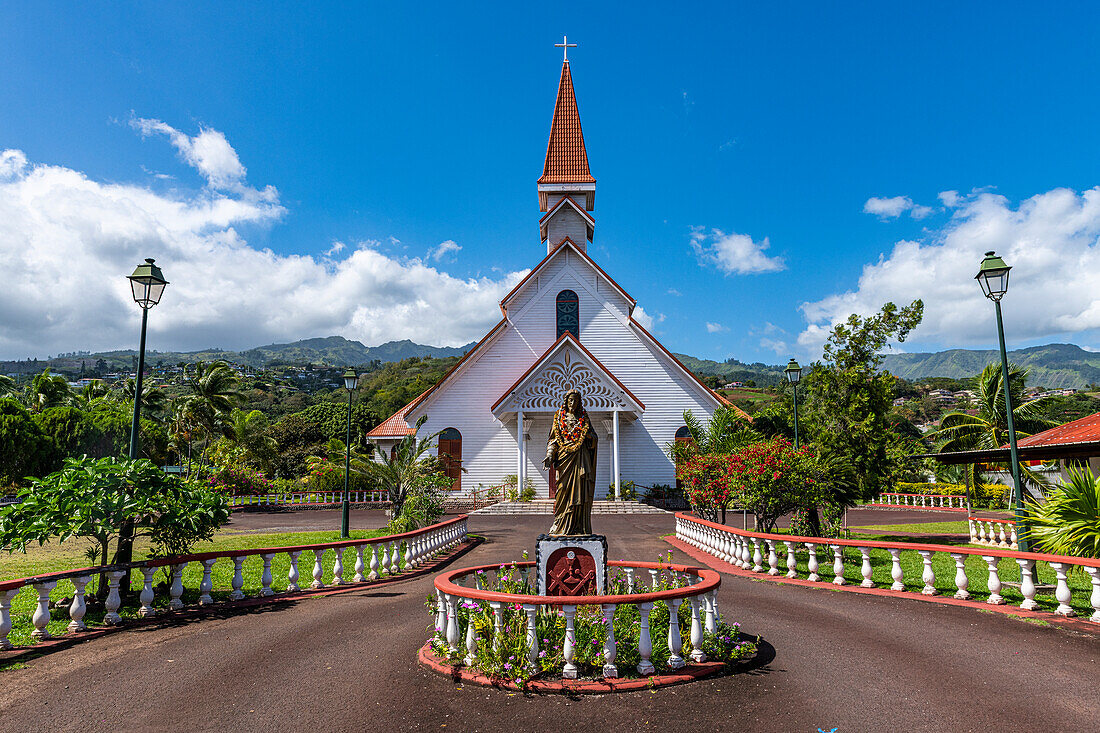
[555,35,577,62]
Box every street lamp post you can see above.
[119,258,168,574]
[975,250,1029,552]
[341,368,360,539]
[785,358,802,449]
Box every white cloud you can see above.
[759,337,789,355]
[130,116,255,192]
[633,306,664,331]
[667,288,682,297]
[0,131,526,358]
[705,322,728,333]
[863,195,933,220]
[430,239,462,261]
[324,241,346,256]
[690,227,785,275]
[799,187,1100,359]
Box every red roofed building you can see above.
[368,54,742,498]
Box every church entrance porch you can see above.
[509,409,630,501]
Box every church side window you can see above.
[556,289,579,339]
[438,428,462,491]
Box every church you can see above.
[367,52,741,499]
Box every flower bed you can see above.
[425,558,756,688]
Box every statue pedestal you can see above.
[535,534,608,596]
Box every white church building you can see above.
[367,56,743,499]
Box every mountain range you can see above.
[9,337,1100,389]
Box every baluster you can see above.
[381,542,394,575]
[199,558,217,603]
[104,570,125,625]
[68,575,92,632]
[31,580,58,639]
[490,601,504,652]
[1009,525,1018,550]
[688,595,705,662]
[785,542,798,579]
[983,556,1005,604]
[918,551,937,595]
[1049,563,1075,616]
[1084,567,1100,623]
[404,541,414,571]
[391,541,401,573]
[311,550,325,589]
[259,555,274,596]
[831,545,845,586]
[354,546,366,583]
[332,548,345,585]
[368,544,381,580]
[229,556,246,600]
[170,563,186,608]
[1016,558,1039,610]
[741,536,751,569]
[766,540,779,575]
[859,548,874,588]
[968,518,976,544]
[624,567,635,591]
[435,592,447,635]
[464,604,478,665]
[950,554,970,600]
[704,590,719,633]
[138,567,157,617]
[1,588,21,648]
[648,568,659,590]
[524,604,539,670]
[445,594,460,653]
[806,543,820,582]
[602,604,618,678]
[998,524,1009,548]
[666,598,684,669]
[637,602,655,675]
[561,604,578,678]
[888,548,905,591]
[752,538,763,573]
[287,551,302,592]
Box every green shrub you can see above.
[606,480,637,501]
[502,474,536,502]
[895,481,1009,509]
[0,398,57,486]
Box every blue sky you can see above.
[4,3,1100,363]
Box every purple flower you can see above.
[503,663,512,670]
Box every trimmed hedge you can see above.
[895,481,1010,509]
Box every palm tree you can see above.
[25,368,73,412]
[226,408,279,472]
[180,361,241,475]
[70,381,111,410]
[931,363,1056,501]
[0,375,17,399]
[669,406,760,465]
[1029,467,1100,559]
[114,378,169,421]
[363,416,444,519]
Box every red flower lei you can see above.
[555,407,589,454]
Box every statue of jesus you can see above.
[544,389,598,535]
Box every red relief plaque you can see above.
[545,547,597,597]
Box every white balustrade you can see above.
[287,551,302,592]
[918,551,937,595]
[983,556,1005,605]
[170,564,186,608]
[332,549,345,585]
[31,581,57,639]
[1016,558,1039,610]
[561,604,578,678]
[68,575,91,632]
[950,554,970,600]
[666,598,685,669]
[831,545,845,586]
[859,548,874,588]
[601,603,618,677]
[1050,563,1075,616]
[888,548,904,591]
[311,550,325,589]
[231,556,247,599]
[2,588,21,649]
[104,570,125,625]
[637,601,656,675]
[138,567,157,617]
[200,558,217,603]
[785,541,798,579]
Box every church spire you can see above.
[538,45,596,252]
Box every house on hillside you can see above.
[367,58,743,499]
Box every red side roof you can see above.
[1012,411,1100,448]
[538,62,595,185]
[366,399,417,438]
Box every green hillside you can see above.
[881,343,1100,389]
[673,354,787,386]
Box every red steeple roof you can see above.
[538,62,595,185]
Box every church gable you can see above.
[502,239,633,323]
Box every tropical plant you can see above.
[113,378,169,421]
[669,407,761,466]
[24,369,73,413]
[363,415,449,518]
[678,454,736,523]
[224,408,279,471]
[0,374,18,399]
[1028,467,1100,559]
[177,360,241,475]
[931,363,1057,499]
[726,438,826,533]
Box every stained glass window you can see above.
[556,289,579,339]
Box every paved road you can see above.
[2,514,1096,732]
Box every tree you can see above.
[34,405,103,459]
[269,413,329,478]
[0,457,231,584]
[669,407,761,467]
[114,378,169,421]
[931,363,1056,497]
[0,398,57,486]
[726,438,826,533]
[223,408,279,472]
[178,360,241,474]
[801,300,924,502]
[25,369,73,413]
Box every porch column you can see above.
[613,410,621,500]
[516,409,525,494]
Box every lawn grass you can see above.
[2,526,403,648]
[850,521,971,534]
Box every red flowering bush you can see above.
[207,465,274,496]
[727,438,826,532]
[678,454,735,522]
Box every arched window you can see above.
[438,428,462,491]
[556,289,579,339]
[674,426,693,490]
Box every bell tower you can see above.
[538,41,595,254]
